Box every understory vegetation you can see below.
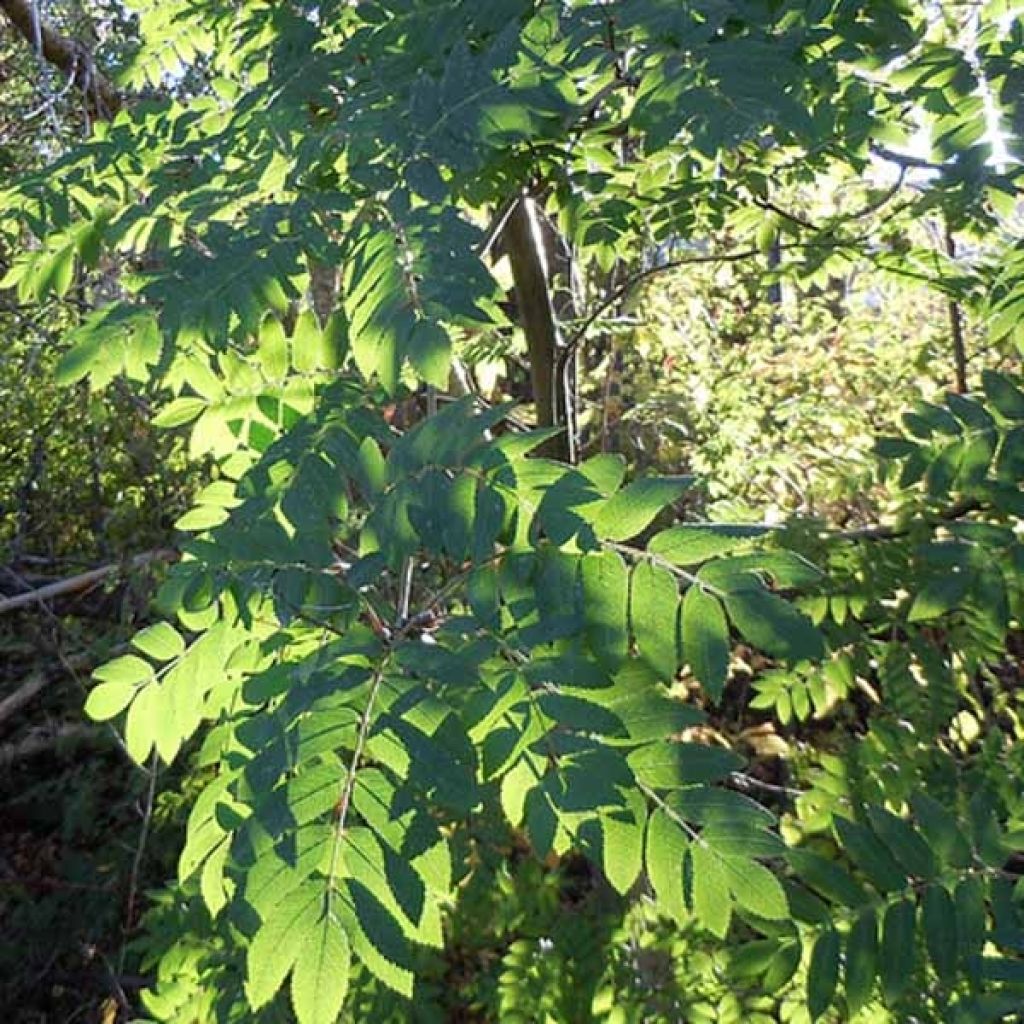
[1,2,1023,1023]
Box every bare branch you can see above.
[0,673,49,728]
[0,549,177,616]
[0,722,102,768]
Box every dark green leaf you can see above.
[787,848,870,908]
[724,588,825,663]
[845,908,879,1018]
[807,928,840,1021]
[834,817,908,894]
[645,808,688,924]
[880,899,916,1007]
[982,370,1024,420]
[923,884,958,981]
[907,573,970,622]
[581,550,630,669]
[911,792,973,869]
[866,806,937,879]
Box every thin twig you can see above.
[396,556,415,628]
[831,498,982,542]
[944,223,969,393]
[121,750,159,955]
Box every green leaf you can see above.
[834,817,908,894]
[946,392,995,432]
[690,841,731,938]
[866,806,936,879]
[668,787,774,830]
[93,654,156,687]
[874,436,919,459]
[291,908,351,1024]
[764,940,802,991]
[124,683,161,764]
[645,808,688,924]
[627,742,741,790]
[787,849,870,908]
[845,908,879,1017]
[592,476,690,541]
[84,680,137,721]
[907,573,970,622]
[649,523,769,564]
[911,792,973,869]
[700,551,823,590]
[153,397,208,428]
[880,898,916,1007]
[175,504,231,531]
[955,876,987,968]
[408,320,452,388]
[132,623,186,663]
[923,884,958,981]
[579,453,626,496]
[724,588,825,663]
[247,882,321,1009]
[807,928,840,1021]
[681,586,729,700]
[727,857,788,920]
[56,304,161,389]
[581,550,630,669]
[597,789,647,895]
[357,437,387,500]
[982,370,1024,420]
[630,562,680,681]
[258,314,290,380]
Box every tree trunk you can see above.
[503,197,568,461]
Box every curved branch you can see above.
[0,0,121,118]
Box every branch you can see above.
[869,143,944,173]
[829,498,983,542]
[752,197,819,232]
[0,722,103,768]
[0,673,49,728]
[0,647,113,729]
[0,549,177,616]
[0,0,121,118]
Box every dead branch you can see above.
[0,648,101,729]
[0,673,49,728]
[0,549,177,616]
[0,722,103,768]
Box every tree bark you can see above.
[503,197,568,460]
[0,0,121,118]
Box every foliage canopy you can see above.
[1,1,1023,1022]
